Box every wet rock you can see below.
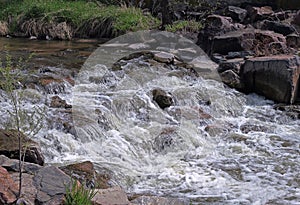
[50,95,72,109]
[274,104,300,119]
[60,161,111,189]
[0,21,8,36]
[154,52,175,64]
[0,129,44,166]
[131,196,189,205]
[0,155,41,175]
[152,88,173,109]
[33,166,71,204]
[286,33,300,48]
[225,6,247,23]
[292,10,300,26]
[212,29,287,56]
[241,55,300,104]
[240,123,268,133]
[92,186,129,205]
[205,125,227,137]
[259,20,296,36]
[154,129,176,152]
[247,6,273,23]
[0,166,18,204]
[220,70,242,89]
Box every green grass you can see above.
[0,0,159,36]
[165,20,203,33]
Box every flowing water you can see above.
[0,33,300,205]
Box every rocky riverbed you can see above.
[0,1,300,205]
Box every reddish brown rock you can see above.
[0,166,18,204]
[241,55,300,104]
[50,96,72,109]
[247,6,273,22]
[92,187,129,205]
[212,29,287,56]
[0,129,44,166]
[60,161,111,189]
[152,88,173,109]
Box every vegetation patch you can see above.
[165,20,203,33]
[0,0,160,39]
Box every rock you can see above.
[211,29,287,56]
[274,104,300,119]
[241,55,300,104]
[0,155,41,175]
[0,166,18,204]
[60,161,111,189]
[259,20,296,36]
[197,15,243,54]
[11,173,38,205]
[153,52,175,64]
[247,6,273,22]
[0,21,8,36]
[34,166,71,204]
[0,129,44,166]
[50,96,72,109]
[152,88,173,109]
[292,10,300,26]
[131,196,189,205]
[205,125,227,137]
[220,70,242,89]
[154,128,176,152]
[225,6,247,23]
[48,22,72,40]
[286,33,300,48]
[92,186,129,205]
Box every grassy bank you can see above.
[0,0,160,39]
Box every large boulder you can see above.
[211,29,287,56]
[241,55,300,104]
[33,166,71,204]
[0,166,18,204]
[0,129,44,166]
[259,20,296,36]
[197,15,244,54]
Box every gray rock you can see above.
[286,33,300,48]
[0,155,41,175]
[241,55,300,104]
[131,196,189,205]
[259,20,296,36]
[33,166,71,204]
[225,6,247,23]
[154,52,175,64]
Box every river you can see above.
[0,32,300,205]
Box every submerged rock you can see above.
[152,88,174,109]
[131,196,189,205]
[0,129,44,166]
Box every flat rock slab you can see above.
[241,55,300,104]
[92,186,129,205]
[33,166,71,204]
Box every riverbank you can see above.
[0,0,160,40]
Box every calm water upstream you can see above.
[0,33,299,205]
